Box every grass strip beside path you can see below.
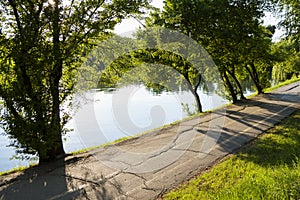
[264,77,300,93]
[164,110,300,200]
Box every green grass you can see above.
[264,77,300,93]
[0,164,37,176]
[164,111,300,200]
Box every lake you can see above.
[0,85,228,172]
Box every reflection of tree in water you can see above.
[118,63,184,94]
[98,48,218,113]
[80,27,221,113]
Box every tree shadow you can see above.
[0,158,71,200]
[197,93,299,167]
[237,129,300,167]
[225,94,299,128]
[221,106,299,167]
[0,155,118,199]
[237,93,300,109]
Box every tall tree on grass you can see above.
[240,25,275,94]
[0,0,149,162]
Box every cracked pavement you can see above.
[0,81,300,200]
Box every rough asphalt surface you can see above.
[1,81,300,200]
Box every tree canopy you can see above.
[82,27,221,113]
[0,0,150,162]
[147,0,275,102]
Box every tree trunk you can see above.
[245,63,263,94]
[227,69,246,100]
[250,63,263,94]
[39,0,66,163]
[184,74,203,113]
[192,89,203,113]
[223,71,238,103]
[39,132,65,163]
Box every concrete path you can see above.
[1,81,300,200]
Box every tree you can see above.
[272,39,300,82]
[201,0,273,98]
[148,0,241,101]
[275,0,300,51]
[84,27,219,113]
[270,0,300,82]
[237,25,275,94]
[101,48,205,112]
[0,0,149,162]
[148,0,270,103]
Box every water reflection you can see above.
[0,85,227,172]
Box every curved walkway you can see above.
[1,81,300,200]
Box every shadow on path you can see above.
[236,110,300,167]
[0,158,71,200]
[196,94,299,160]
[0,156,117,200]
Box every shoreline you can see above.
[1,77,299,175]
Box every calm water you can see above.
[0,85,227,172]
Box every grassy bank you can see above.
[264,76,300,93]
[0,164,37,176]
[164,111,300,200]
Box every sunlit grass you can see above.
[264,76,300,93]
[0,164,37,176]
[164,111,300,200]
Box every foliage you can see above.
[83,27,221,113]
[148,0,273,103]
[1,0,299,165]
[275,0,300,50]
[269,0,300,84]
[164,111,300,200]
[98,46,206,112]
[0,0,150,162]
[272,39,300,82]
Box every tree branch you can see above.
[8,0,23,36]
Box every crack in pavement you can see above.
[64,174,106,187]
[96,108,233,173]
[172,148,216,156]
[121,171,165,198]
[96,126,199,174]
[91,107,246,174]
[107,179,135,199]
